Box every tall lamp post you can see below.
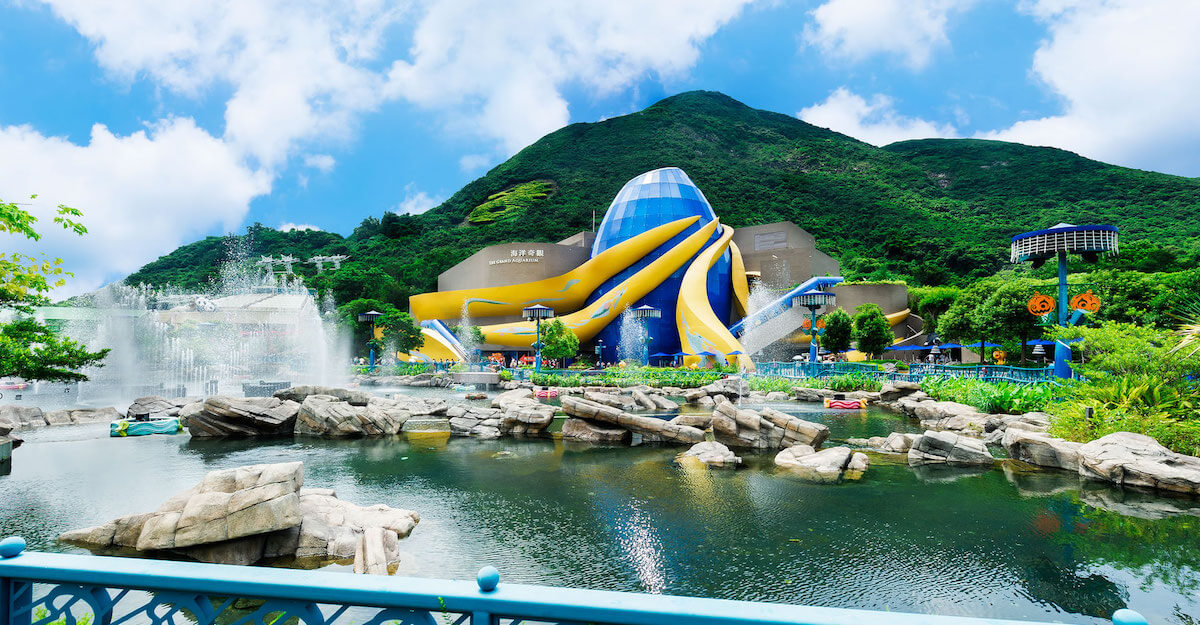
[522,304,555,374]
[631,305,661,366]
[594,339,604,366]
[793,292,835,374]
[1010,223,1118,379]
[357,310,383,370]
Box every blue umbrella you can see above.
[726,350,744,355]
[672,352,694,357]
[964,341,1002,348]
[696,350,718,357]
[649,352,672,357]
[937,343,963,349]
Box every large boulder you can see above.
[561,418,630,444]
[710,398,828,450]
[1077,432,1200,494]
[294,396,411,437]
[908,430,994,466]
[126,396,179,420]
[0,405,46,430]
[560,396,703,444]
[1002,429,1082,471]
[491,388,534,409]
[701,377,749,400]
[677,442,741,468]
[43,406,121,426]
[584,391,637,410]
[60,464,419,569]
[774,446,868,482]
[187,396,300,437]
[858,432,919,454]
[275,385,373,406]
[446,404,503,439]
[879,381,921,401]
[916,402,991,434]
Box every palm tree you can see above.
[1171,298,1200,357]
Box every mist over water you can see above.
[55,235,349,406]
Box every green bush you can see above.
[794,373,883,392]
[747,376,794,392]
[1048,376,1200,455]
[920,377,1051,414]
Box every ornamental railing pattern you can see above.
[0,539,1149,625]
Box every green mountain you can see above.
[124,90,1200,306]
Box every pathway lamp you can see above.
[356,310,383,370]
[929,344,942,363]
[631,305,661,366]
[1032,343,1046,364]
[1011,223,1118,378]
[793,292,835,375]
[522,304,555,374]
[595,339,604,364]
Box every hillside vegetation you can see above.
[121,91,1200,308]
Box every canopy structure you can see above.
[884,345,930,351]
[963,341,1003,349]
[937,343,963,349]
[649,352,672,357]
[1010,223,1119,264]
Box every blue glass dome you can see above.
[588,167,732,361]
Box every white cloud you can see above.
[804,0,974,70]
[302,154,336,173]
[799,87,957,146]
[981,0,1200,176]
[0,119,269,297]
[36,1,405,170]
[393,183,443,215]
[386,0,752,154]
[458,153,492,172]
[279,223,321,232]
[9,0,752,293]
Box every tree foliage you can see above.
[337,298,424,357]
[0,195,109,381]
[120,91,1200,313]
[821,308,854,355]
[540,319,579,360]
[852,303,893,359]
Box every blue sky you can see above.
[1,0,1198,295]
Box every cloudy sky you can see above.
[1,0,1198,295]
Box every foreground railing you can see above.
[0,538,1149,625]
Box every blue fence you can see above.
[748,362,1054,385]
[0,539,1149,625]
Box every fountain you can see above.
[616,308,647,364]
[49,235,350,406]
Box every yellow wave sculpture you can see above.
[478,220,719,347]
[676,224,755,372]
[728,240,751,321]
[408,216,700,322]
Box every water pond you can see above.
[2,402,1198,624]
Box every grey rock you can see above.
[275,385,373,406]
[908,430,994,466]
[0,405,45,430]
[126,396,178,420]
[775,446,865,482]
[879,381,921,401]
[584,391,637,410]
[630,389,657,411]
[677,441,741,467]
[1077,432,1200,494]
[1002,429,1081,471]
[187,396,300,437]
[561,396,703,444]
[561,418,631,444]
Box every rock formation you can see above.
[560,396,704,444]
[60,462,418,573]
[1077,432,1200,494]
[908,430,994,466]
[710,396,829,450]
[677,441,741,467]
[186,397,301,437]
[774,445,869,482]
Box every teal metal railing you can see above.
[0,538,1150,625]
[748,362,1053,385]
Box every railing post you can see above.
[1,537,31,625]
[473,566,500,625]
[1112,609,1148,625]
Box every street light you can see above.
[594,339,604,365]
[929,344,942,364]
[356,310,383,370]
[1031,343,1046,364]
[793,292,835,374]
[522,304,555,374]
[631,304,661,366]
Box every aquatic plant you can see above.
[920,377,1051,414]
